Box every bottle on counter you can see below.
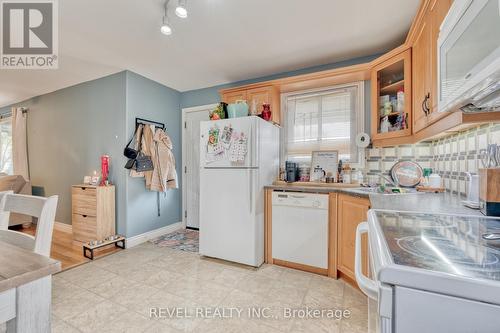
[342,164,352,184]
[337,160,343,183]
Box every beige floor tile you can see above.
[266,283,308,306]
[279,269,315,289]
[57,263,119,289]
[52,276,85,305]
[343,284,368,308]
[162,278,231,307]
[51,243,368,333]
[52,289,106,320]
[109,283,160,313]
[290,317,341,333]
[87,275,136,299]
[124,263,169,283]
[303,288,344,308]
[65,300,128,333]
[209,268,249,287]
[235,274,278,297]
[192,317,283,333]
[144,321,184,333]
[219,289,264,312]
[253,264,286,280]
[142,269,185,289]
[100,310,156,333]
[52,317,82,333]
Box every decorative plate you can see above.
[390,161,423,187]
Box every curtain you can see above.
[12,107,29,180]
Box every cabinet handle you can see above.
[422,93,430,116]
[82,215,87,218]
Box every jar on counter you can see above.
[342,164,352,184]
[298,166,310,182]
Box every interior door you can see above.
[183,107,210,229]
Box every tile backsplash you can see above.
[361,123,500,195]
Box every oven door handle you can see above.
[355,222,378,300]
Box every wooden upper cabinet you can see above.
[412,17,432,133]
[371,48,412,143]
[246,86,280,124]
[337,194,370,281]
[428,0,453,115]
[220,85,281,125]
[221,90,247,104]
[413,0,453,133]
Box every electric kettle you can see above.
[465,172,479,203]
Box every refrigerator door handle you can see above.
[248,169,253,213]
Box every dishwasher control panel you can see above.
[272,191,329,209]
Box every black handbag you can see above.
[135,153,154,172]
[124,158,136,170]
[124,137,138,159]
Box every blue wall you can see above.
[125,71,182,237]
[0,72,128,233]
[0,71,183,238]
[181,54,380,109]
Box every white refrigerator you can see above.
[199,116,279,267]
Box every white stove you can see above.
[356,210,500,333]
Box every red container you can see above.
[100,155,110,185]
[261,103,272,121]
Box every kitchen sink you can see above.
[351,187,422,195]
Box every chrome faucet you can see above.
[378,173,398,187]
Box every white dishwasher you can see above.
[272,191,329,269]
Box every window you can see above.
[282,82,365,167]
[0,118,13,174]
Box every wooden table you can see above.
[0,237,61,333]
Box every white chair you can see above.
[0,193,58,257]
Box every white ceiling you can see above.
[0,0,420,107]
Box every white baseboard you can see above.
[126,222,183,248]
[54,221,73,233]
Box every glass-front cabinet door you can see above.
[371,49,412,142]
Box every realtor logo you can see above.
[1,0,58,69]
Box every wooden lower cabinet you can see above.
[337,194,370,283]
[72,185,116,243]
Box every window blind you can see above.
[284,84,363,164]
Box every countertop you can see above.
[266,184,483,216]
[369,191,483,216]
[0,233,61,292]
[265,184,370,198]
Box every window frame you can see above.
[280,81,366,169]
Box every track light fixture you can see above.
[160,0,172,35]
[175,0,188,18]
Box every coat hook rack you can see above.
[135,117,165,130]
[134,117,166,217]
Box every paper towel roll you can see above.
[356,133,370,148]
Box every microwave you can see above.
[438,0,500,113]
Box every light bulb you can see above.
[175,0,187,18]
[160,24,172,35]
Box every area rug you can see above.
[150,229,199,252]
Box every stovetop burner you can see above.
[375,211,500,281]
[397,235,500,271]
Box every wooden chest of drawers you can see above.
[72,185,115,243]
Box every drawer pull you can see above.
[82,215,87,218]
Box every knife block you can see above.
[479,168,500,216]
